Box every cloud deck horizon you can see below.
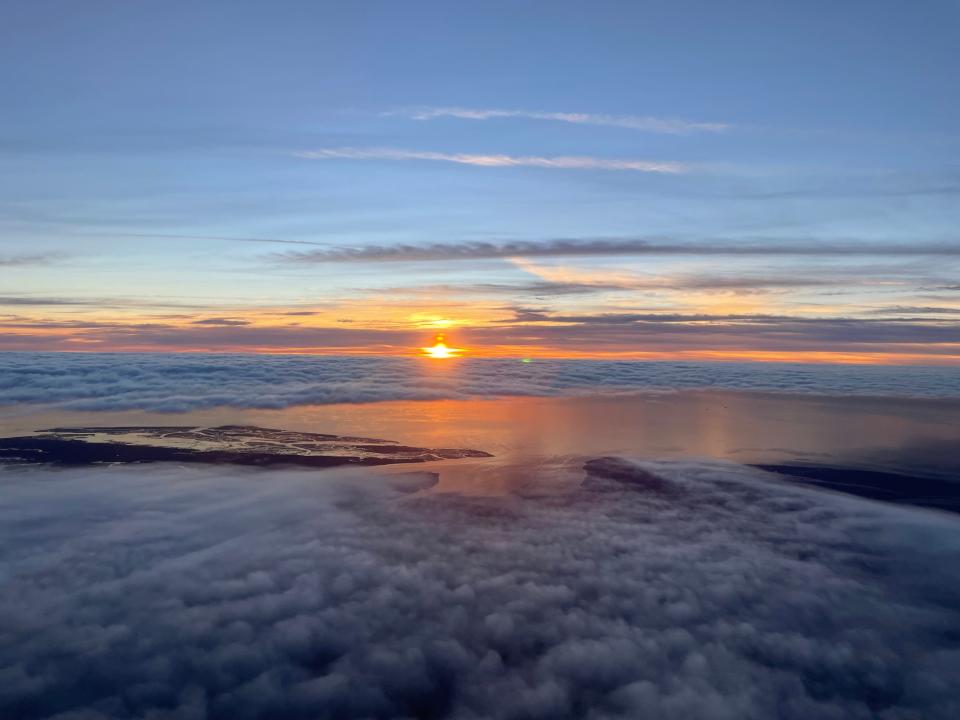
[2,354,959,413]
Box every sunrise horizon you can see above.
[9,346,959,366]
[2,3,959,720]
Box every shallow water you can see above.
[4,390,958,483]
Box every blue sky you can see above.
[1,0,958,360]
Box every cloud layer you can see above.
[2,353,958,413]
[1,458,958,719]
[2,312,956,360]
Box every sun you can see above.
[421,333,463,359]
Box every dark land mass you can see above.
[2,425,956,516]
[755,464,960,515]
[585,457,960,515]
[0,425,491,468]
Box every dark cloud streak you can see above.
[277,238,960,263]
[0,253,59,267]
[192,318,252,326]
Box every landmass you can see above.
[0,425,492,468]
[755,464,960,514]
[2,426,955,515]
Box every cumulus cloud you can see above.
[0,458,958,719]
[295,148,686,173]
[1,354,957,413]
[391,106,730,134]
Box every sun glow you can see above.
[422,334,463,359]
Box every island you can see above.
[0,425,492,468]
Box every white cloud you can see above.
[392,107,730,134]
[1,458,958,719]
[295,148,687,173]
[0,353,956,413]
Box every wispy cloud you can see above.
[496,306,960,332]
[865,306,960,316]
[0,296,98,306]
[2,311,958,361]
[0,253,59,267]
[191,318,251,326]
[391,106,730,134]
[278,237,960,263]
[504,257,840,295]
[295,148,686,173]
[396,275,837,298]
[100,232,328,247]
[0,295,215,310]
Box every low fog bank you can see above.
[1,458,959,719]
[3,353,959,412]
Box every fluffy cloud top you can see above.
[1,458,958,719]
[1,353,958,412]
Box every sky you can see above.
[1,0,959,362]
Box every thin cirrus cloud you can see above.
[390,106,731,134]
[295,148,687,173]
